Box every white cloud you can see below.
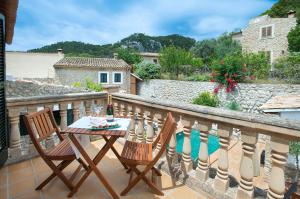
[7,0,276,51]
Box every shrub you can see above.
[186,74,211,82]
[192,91,219,107]
[72,79,103,92]
[86,79,103,91]
[135,62,161,80]
[274,54,300,84]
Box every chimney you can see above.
[288,10,296,18]
[57,48,64,58]
[113,52,118,59]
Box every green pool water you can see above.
[176,130,220,160]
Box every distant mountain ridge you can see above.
[28,33,196,58]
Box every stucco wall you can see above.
[6,52,63,78]
[240,15,297,66]
[137,79,300,113]
[55,67,131,93]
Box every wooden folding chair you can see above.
[120,112,177,196]
[23,108,88,193]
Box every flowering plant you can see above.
[211,61,253,93]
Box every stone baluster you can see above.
[84,100,93,116]
[167,115,180,166]
[236,129,258,199]
[135,106,144,142]
[154,112,164,152]
[267,136,289,199]
[181,118,193,173]
[95,98,105,116]
[196,120,211,182]
[214,125,231,193]
[8,108,22,156]
[120,103,126,117]
[145,110,154,143]
[127,105,136,141]
[114,102,120,117]
[264,135,272,183]
[72,101,81,121]
[59,103,68,131]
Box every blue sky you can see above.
[8,0,277,51]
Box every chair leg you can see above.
[77,158,89,171]
[152,167,162,176]
[36,160,72,190]
[121,166,164,196]
[46,160,74,191]
[132,167,164,196]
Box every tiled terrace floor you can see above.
[0,139,212,199]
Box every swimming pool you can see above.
[176,129,220,160]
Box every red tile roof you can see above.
[54,57,131,70]
[0,0,19,44]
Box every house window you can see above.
[153,59,158,64]
[261,25,273,38]
[113,72,123,84]
[98,72,109,84]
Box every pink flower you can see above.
[226,87,230,93]
[233,73,237,78]
[250,75,255,80]
[210,79,215,82]
[213,87,219,93]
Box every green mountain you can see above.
[262,0,300,19]
[28,33,196,57]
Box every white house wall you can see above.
[6,52,63,79]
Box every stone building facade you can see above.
[233,12,297,69]
[54,57,132,93]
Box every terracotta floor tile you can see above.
[0,173,7,188]
[0,187,7,199]
[8,167,34,185]
[9,177,36,198]
[13,191,41,199]
[8,161,31,173]
[168,186,199,199]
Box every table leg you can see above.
[68,134,120,199]
[102,135,128,169]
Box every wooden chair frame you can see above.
[23,108,88,192]
[120,112,177,196]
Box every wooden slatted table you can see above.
[63,125,127,199]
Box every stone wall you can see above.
[137,79,300,113]
[6,80,88,97]
[55,67,131,93]
[240,15,297,66]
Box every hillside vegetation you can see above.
[28,33,195,57]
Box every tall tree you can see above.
[116,48,142,65]
[159,46,195,79]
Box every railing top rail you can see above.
[112,93,300,139]
[7,92,108,107]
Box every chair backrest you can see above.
[24,108,63,156]
[153,112,177,161]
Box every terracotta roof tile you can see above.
[54,57,131,69]
[260,95,300,110]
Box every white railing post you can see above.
[72,101,81,121]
